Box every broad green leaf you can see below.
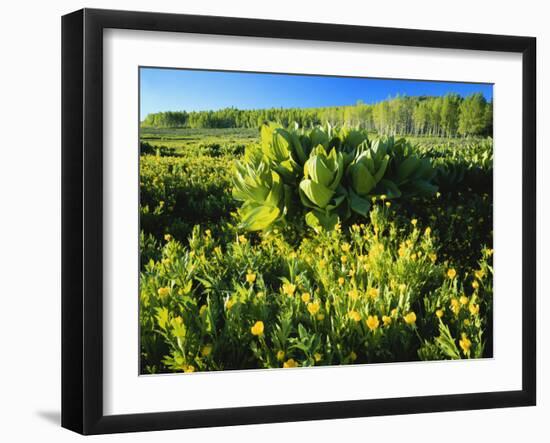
[378,179,402,199]
[240,205,280,231]
[397,156,420,182]
[349,190,371,216]
[299,179,334,208]
[305,210,339,231]
[305,155,333,186]
[351,163,376,195]
[373,155,390,183]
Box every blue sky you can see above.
[140,67,493,118]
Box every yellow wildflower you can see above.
[319,259,326,268]
[157,287,170,298]
[314,353,322,362]
[238,235,247,244]
[251,321,264,336]
[164,234,172,242]
[380,194,387,201]
[283,359,298,368]
[404,311,417,325]
[338,277,345,286]
[246,271,256,284]
[348,288,359,300]
[435,309,444,319]
[424,227,431,236]
[316,313,325,321]
[459,295,469,306]
[276,350,285,361]
[447,268,457,279]
[282,282,296,296]
[368,287,379,299]
[201,344,212,357]
[301,292,311,303]
[429,253,437,263]
[464,319,471,326]
[341,243,351,253]
[184,365,195,373]
[411,219,418,227]
[450,298,460,315]
[399,284,407,294]
[307,302,320,315]
[472,280,480,290]
[382,315,392,326]
[475,269,485,280]
[391,308,398,317]
[226,298,236,310]
[199,304,207,315]
[341,255,348,264]
[385,201,391,208]
[348,310,362,322]
[459,333,472,354]
[366,315,380,331]
[205,229,212,237]
[398,245,407,258]
[469,303,480,316]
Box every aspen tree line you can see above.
[142,93,492,137]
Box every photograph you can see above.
[138,68,494,374]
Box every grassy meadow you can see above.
[139,125,493,374]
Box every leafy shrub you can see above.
[232,123,438,232]
[140,154,236,241]
[140,141,176,157]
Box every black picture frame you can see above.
[62,8,536,435]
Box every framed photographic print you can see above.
[61,8,536,435]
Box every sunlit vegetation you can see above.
[142,93,492,137]
[139,122,493,374]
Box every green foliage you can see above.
[141,94,493,137]
[233,123,439,232]
[140,154,235,241]
[138,123,494,373]
[140,206,493,373]
[459,93,490,136]
[232,150,286,231]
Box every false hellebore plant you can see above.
[232,123,438,232]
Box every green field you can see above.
[139,126,493,374]
[140,127,258,154]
